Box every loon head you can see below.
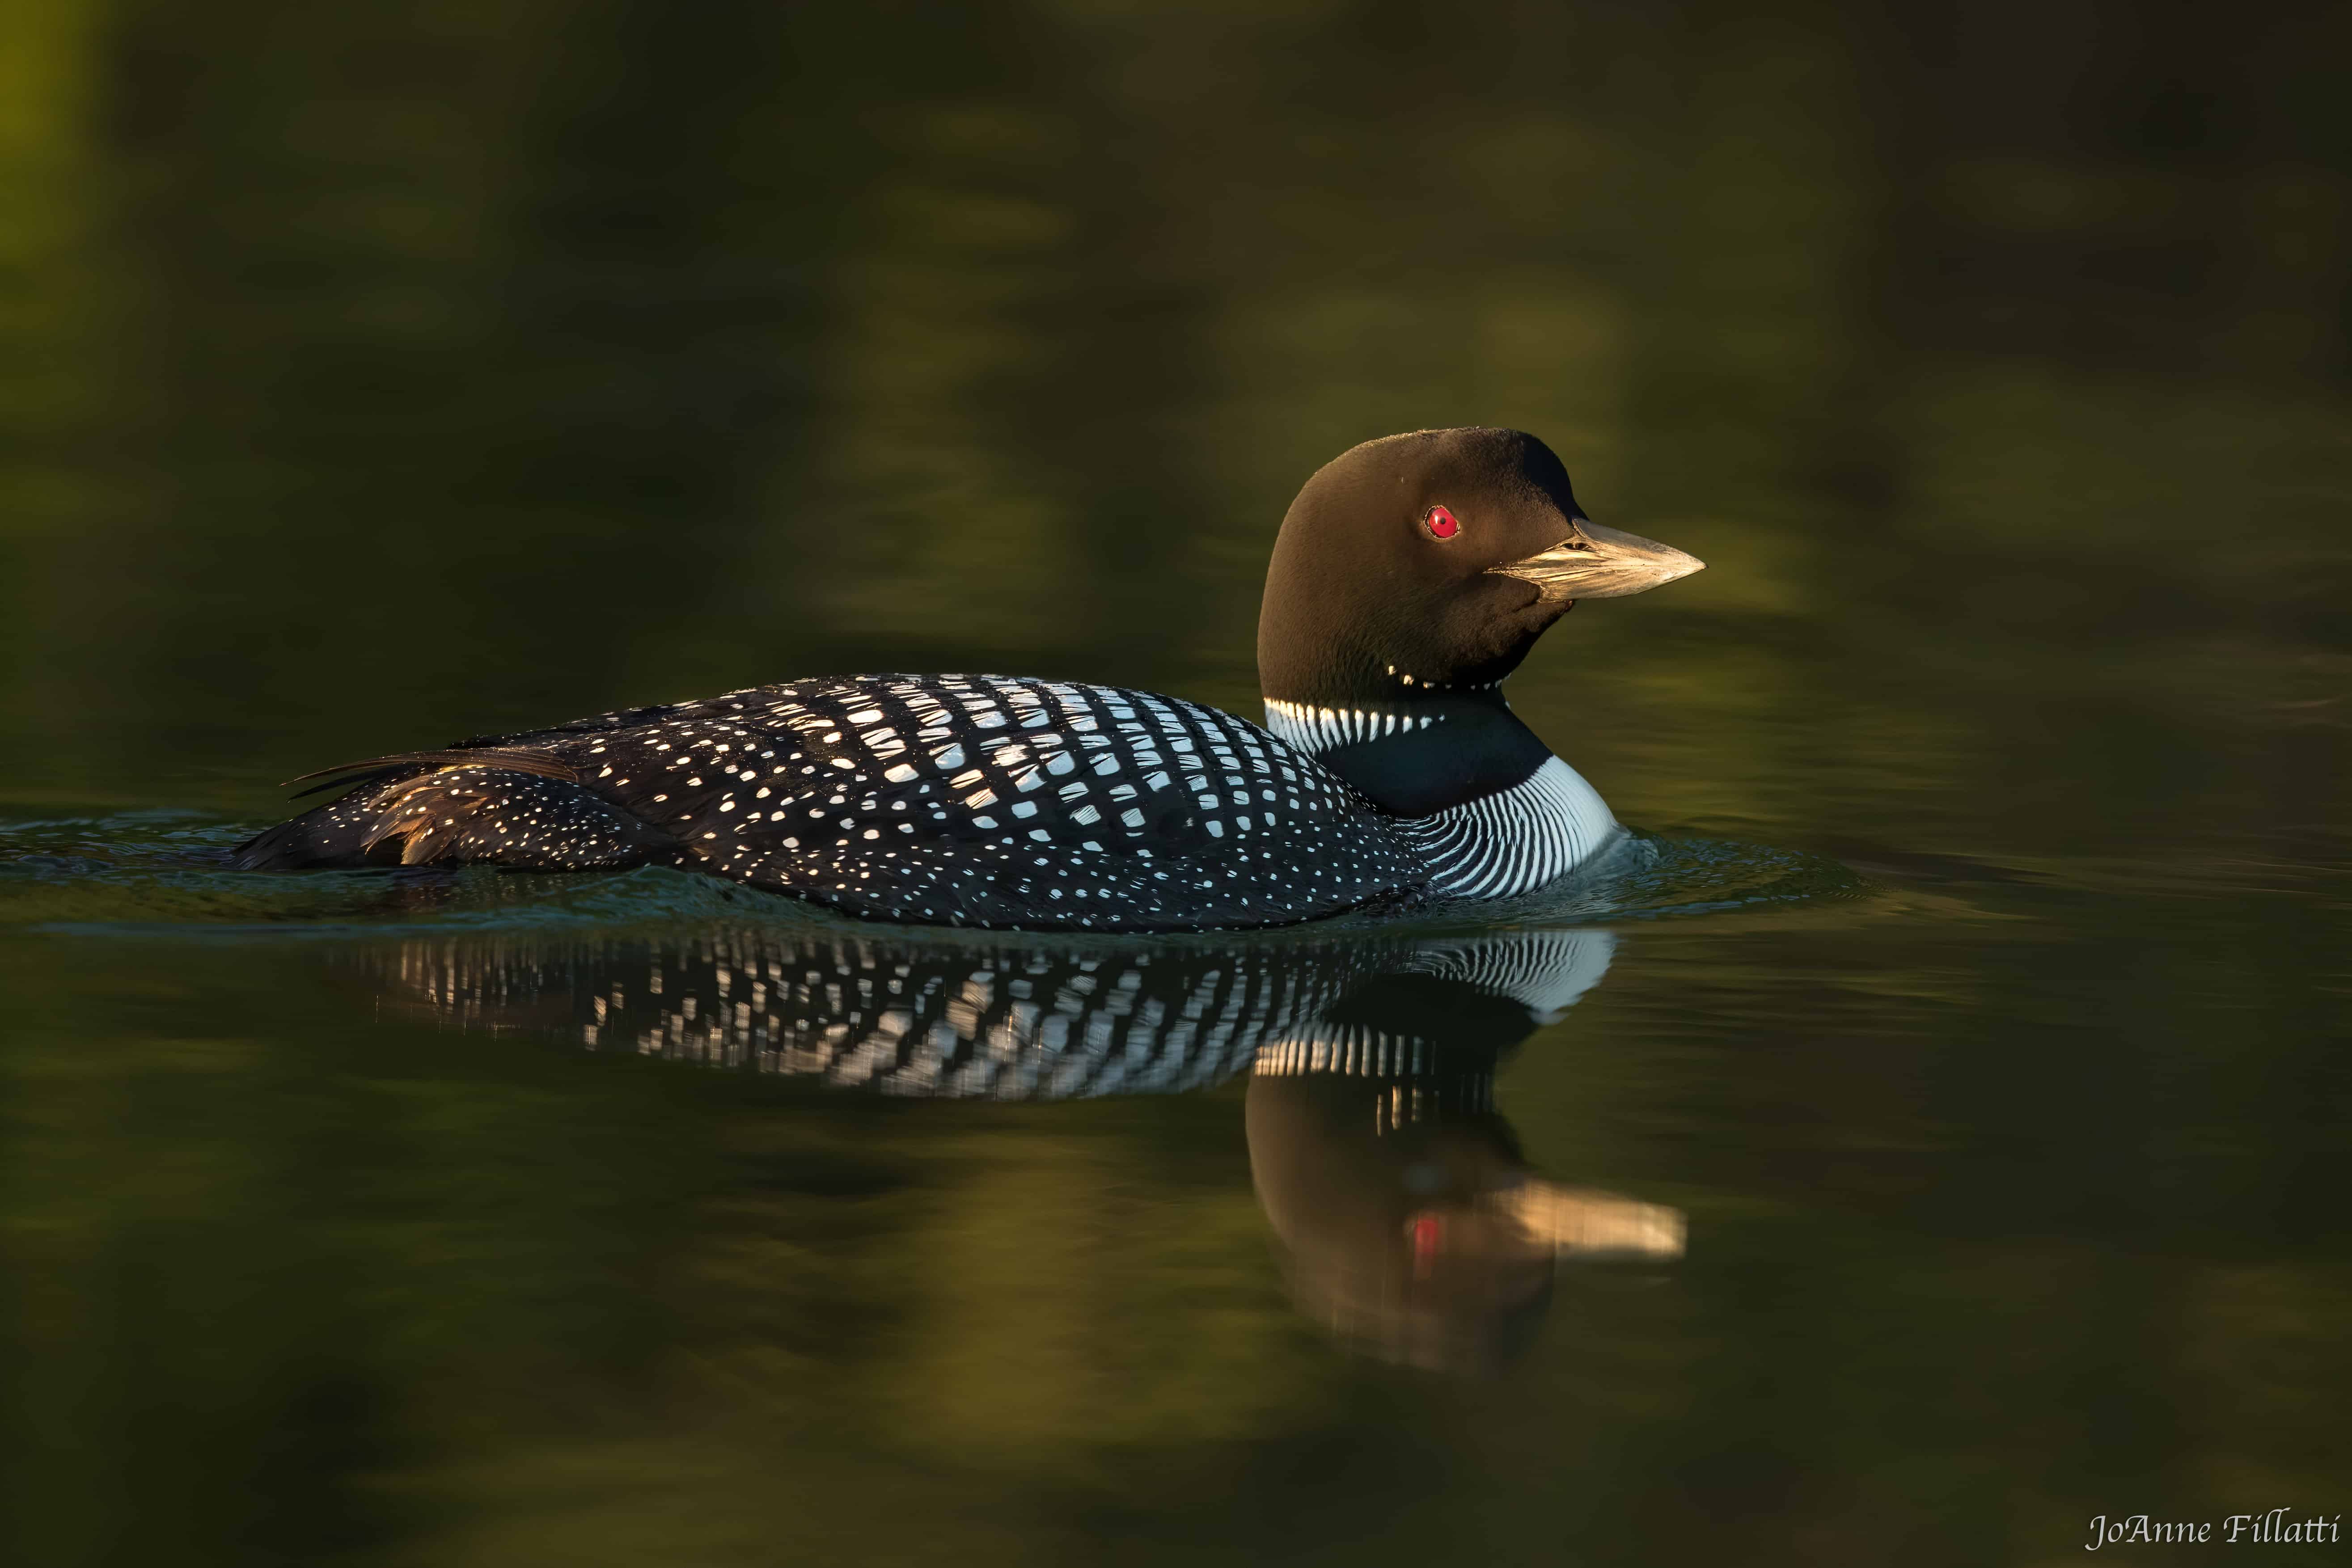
[1256,427,1703,709]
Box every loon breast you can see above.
[1261,701,1620,900]
[1392,757,1619,898]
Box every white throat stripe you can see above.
[1262,699,1442,754]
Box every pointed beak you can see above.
[1485,1179,1686,1259]
[1488,520,1705,604]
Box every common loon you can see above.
[235,427,1703,929]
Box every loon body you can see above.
[236,428,1702,930]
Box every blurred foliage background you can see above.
[0,0,2348,1564]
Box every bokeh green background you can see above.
[2,1,2347,1564]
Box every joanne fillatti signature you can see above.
[2086,1510,2341,1549]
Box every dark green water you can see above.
[4,2,2350,1564]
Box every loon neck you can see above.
[1261,687,1554,816]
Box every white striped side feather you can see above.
[1392,756,1618,899]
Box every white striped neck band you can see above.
[1261,698,1446,755]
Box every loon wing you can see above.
[239,675,1425,931]
[518,675,1423,930]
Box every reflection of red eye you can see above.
[1410,1213,1446,1278]
[1425,505,1459,540]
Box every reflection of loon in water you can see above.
[1245,938,1684,1372]
[371,922,1683,1370]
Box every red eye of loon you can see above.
[1424,505,1459,540]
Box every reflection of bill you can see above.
[366,921,1685,1371]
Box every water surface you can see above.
[4,2,2348,1564]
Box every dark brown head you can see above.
[1256,427,1702,706]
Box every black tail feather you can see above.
[286,765,412,802]
[281,748,578,795]
[236,758,666,872]
[231,799,406,869]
